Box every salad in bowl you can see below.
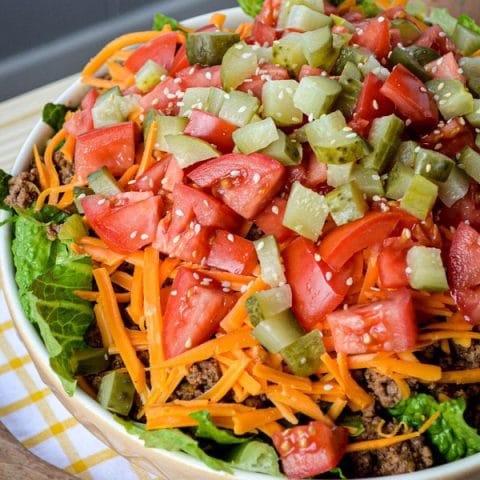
[2,0,480,478]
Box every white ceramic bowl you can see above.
[2,6,480,480]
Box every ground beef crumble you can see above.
[53,150,74,185]
[4,168,39,209]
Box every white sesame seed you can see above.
[414,146,421,153]
[173,78,182,84]
[78,193,86,199]
[140,233,149,240]
[308,113,314,122]
[242,52,253,59]
[314,253,321,262]
[193,272,200,280]
[175,209,184,217]
[372,99,379,111]
[346,132,357,138]
[205,71,212,80]
[184,337,192,348]
[402,228,412,239]
[405,119,412,126]
[256,241,264,251]
[221,281,231,288]
[152,98,159,106]
[420,87,427,93]
[170,290,178,296]
[176,101,185,107]
[173,235,180,244]
[286,87,293,95]
[378,16,385,22]
[292,116,300,122]
[227,233,235,242]
[194,223,201,235]
[130,231,138,239]
[203,199,209,207]
[434,143,442,150]
[372,174,381,181]
[458,68,464,74]
[437,82,445,91]
[346,277,353,286]
[326,271,333,281]
[161,177,169,185]
[439,31,447,37]
[372,195,381,202]
[97,198,106,205]
[363,333,372,344]
[323,384,333,391]
[127,179,136,185]
[425,163,432,173]
[224,93,230,99]
[238,106,247,113]
[405,267,412,274]
[230,169,241,177]
[222,287,231,293]
[272,205,279,215]
[253,173,260,184]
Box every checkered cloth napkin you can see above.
[0,290,158,479]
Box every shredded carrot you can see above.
[216,355,262,396]
[418,330,480,342]
[233,408,283,435]
[158,257,181,288]
[149,366,187,405]
[74,290,130,303]
[440,368,480,384]
[43,128,67,202]
[33,144,49,191]
[94,303,113,348]
[110,49,133,61]
[125,251,145,268]
[35,182,80,211]
[252,364,312,393]
[107,60,132,82]
[220,277,269,332]
[109,329,149,354]
[76,376,97,400]
[56,186,76,210]
[375,0,407,8]
[358,248,379,304]
[76,242,126,267]
[397,351,419,363]
[338,0,357,15]
[59,134,76,163]
[94,268,148,400]
[188,267,256,291]
[81,76,118,89]
[328,398,348,421]
[210,13,226,29]
[373,358,441,382]
[118,165,140,188]
[136,120,158,178]
[267,394,298,425]
[110,271,133,291]
[128,264,144,329]
[258,421,285,438]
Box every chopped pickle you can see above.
[459,57,480,97]
[97,370,135,416]
[352,166,385,198]
[207,87,226,116]
[438,165,471,208]
[164,134,220,168]
[260,130,302,166]
[285,5,331,31]
[460,146,480,183]
[385,162,414,200]
[187,32,241,66]
[326,181,368,226]
[332,45,370,76]
[87,166,123,198]
[389,47,431,82]
[179,87,211,116]
[283,181,329,241]
[245,285,293,326]
[221,41,258,91]
[58,214,88,242]
[400,174,438,220]
[69,348,109,376]
[391,19,422,45]
[466,99,480,128]
[334,62,363,118]
[301,27,333,69]
[272,33,307,77]
[146,114,188,151]
[135,59,167,93]
[219,91,260,126]
[262,80,303,127]
[327,162,354,188]
[395,140,418,167]
[73,187,94,214]
[426,79,474,120]
[254,235,286,287]
[405,45,440,66]
[452,23,480,56]
[233,117,279,154]
[414,148,455,182]
[406,246,449,292]
[293,76,341,119]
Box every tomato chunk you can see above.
[82,192,162,253]
[125,32,177,73]
[184,110,238,153]
[130,157,169,193]
[74,122,137,182]
[283,237,353,330]
[272,421,349,479]
[207,230,257,275]
[188,153,286,219]
[251,19,276,47]
[163,268,238,358]
[425,52,466,84]
[327,288,417,354]
[448,222,480,323]
[177,65,222,89]
[319,211,402,271]
[415,25,457,56]
[437,183,480,231]
[237,64,289,99]
[139,77,183,114]
[380,64,439,130]
[352,16,391,60]
[254,197,294,243]
[378,237,414,289]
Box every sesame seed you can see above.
[152,98,159,106]
[170,290,178,296]
[193,272,200,280]
[221,281,231,288]
[459,117,466,125]
[194,223,201,235]
[434,143,442,150]
[308,113,314,122]
[458,68,464,74]
[256,241,264,251]
[444,92,452,98]
[173,235,180,244]
[425,163,432,173]
[402,228,412,239]
[240,284,248,293]
[97,198,106,205]
[161,177,169,185]
[238,106,247,113]
[405,267,412,274]
[272,205,279,215]
[343,126,353,132]
[286,87,293,95]
[326,271,333,281]
[420,87,427,93]
[363,333,372,344]
[292,116,300,122]
[372,99,379,111]
[224,93,230,99]
[227,233,235,242]
[346,132,357,138]
[372,174,381,181]
[357,28,364,35]
[414,146,421,153]
[203,199,209,207]
[378,16,385,22]
[173,78,182,84]
[406,119,412,126]
[323,384,333,391]
[130,231,138,239]
[235,43,244,50]
[127,179,136,185]
[205,71,212,80]
[253,173,260,184]
[78,193,86,199]
[314,253,321,262]
[372,195,381,202]
[437,82,445,91]
[439,31,447,37]
[346,277,353,286]
[222,287,231,293]
[184,337,192,348]
[176,101,184,107]
[140,233,149,240]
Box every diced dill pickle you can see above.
[87,166,123,197]
[332,45,370,76]
[405,45,440,66]
[477,133,480,150]
[283,181,329,241]
[58,214,88,242]
[291,124,308,144]
[359,55,389,81]
[245,284,293,326]
[385,162,414,200]
[341,61,362,81]
[352,166,385,198]
[327,162,354,187]
[326,181,368,226]
[452,23,480,56]
[301,27,333,69]
[69,348,109,376]
[187,32,240,67]
[260,130,302,166]
[406,246,449,292]
[97,370,135,416]
[254,235,286,287]
[459,57,480,97]
[460,146,480,183]
[466,99,480,128]
[414,148,454,182]
[438,165,471,207]
[277,0,326,29]
[92,91,138,128]
[285,5,331,31]
[179,87,211,116]
[391,19,422,45]
[233,117,279,154]
[142,108,157,141]
[152,115,188,151]
[135,60,167,93]
[206,87,225,116]
[331,14,355,32]
[362,114,405,173]
[334,63,363,118]
[164,134,220,168]
[293,76,341,119]
[252,309,305,353]
[280,329,325,377]
[219,91,260,127]
[389,47,431,82]
[400,174,438,220]
[272,33,307,77]
[225,441,281,476]
[395,140,418,167]
[73,187,93,214]
[221,42,258,91]
[426,79,474,120]
[95,86,122,107]
[262,80,303,127]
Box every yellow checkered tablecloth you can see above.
[0,290,159,479]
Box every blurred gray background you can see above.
[0,0,237,101]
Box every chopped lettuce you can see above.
[152,13,186,33]
[224,440,282,476]
[426,7,457,36]
[42,102,73,132]
[390,393,480,462]
[406,0,427,20]
[357,0,381,18]
[458,14,480,35]
[190,410,248,444]
[330,466,347,479]
[0,169,11,211]
[237,0,264,18]
[338,416,365,437]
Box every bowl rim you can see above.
[1,5,480,480]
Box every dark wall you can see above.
[0,0,237,101]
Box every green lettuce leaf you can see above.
[338,416,365,437]
[426,8,457,36]
[190,410,249,444]
[406,0,427,20]
[152,13,187,33]
[330,466,347,479]
[0,169,11,211]
[390,393,480,462]
[224,441,282,476]
[458,14,480,35]
[42,103,73,132]
[237,0,264,18]
[357,0,381,18]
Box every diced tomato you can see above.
[298,65,325,80]
[170,43,190,75]
[207,230,257,275]
[304,146,328,187]
[130,157,169,193]
[437,183,480,231]
[349,116,371,137]
[257,0,282,27]
[177,65,222,89]
[81,89,99,110]
[323,1,338,15]
[139,77,183,114]
[162,155,184,192]
[82,192,162,253]
[425,52,466,84]
[415,25,457,56]
[254,197,295,243]
[448,223,480,323]
[184,110,238,153]
[352,16,391,60]
[319,211,403,271]
[63,110,94,137]
[378,237,414,289]
[162,267,238,358]
[188,153,286,219]
[283,237,354,330]
[237,64,289,99]
[251,19,276,46]
[343,11,365,23]
[327,288,417,354]
[420,117,476,158]
[272,421,348,479]
[74,122,137,182]
[354,72,395,124]
[125,32,178,73]
[380,64,439,130]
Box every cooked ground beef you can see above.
[452,341,480,369]
[110,354,125,370]
[53,150,74,185]
[4,168,39,209]
[86,373,103,392]
[84,321,103,348]
[364,369,402,408]
[244,394,269,409]
[171,359,222,401]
